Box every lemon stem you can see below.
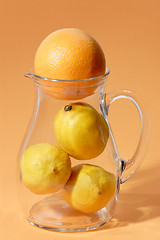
[64,105,72,111]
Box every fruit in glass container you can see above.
[53,102,109,160]
[62,164,116,213]
[34,28,106,100]
[20,143,71,194]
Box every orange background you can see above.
[1,0,160,239]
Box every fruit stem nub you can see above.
[64,105,72,111]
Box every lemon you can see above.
[62,164,116,213]
[21,143,71,194]
[53,102,109,160]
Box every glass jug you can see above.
[17,68,150,232]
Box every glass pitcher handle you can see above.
[100,89,151,184]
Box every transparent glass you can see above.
[17,68,150,232]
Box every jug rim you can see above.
[25,67,110,83]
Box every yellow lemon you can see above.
[53,102,109,160]
[21,143,71,194]
[62,164,116,213]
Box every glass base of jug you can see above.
[26,196,114,232]
[27,218,111,232]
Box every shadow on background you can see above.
[99,164,160,230]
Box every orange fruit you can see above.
[34,28,106,100]
[34,28,106,80]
